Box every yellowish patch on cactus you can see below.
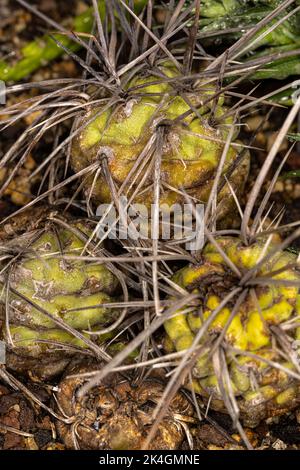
[0,220,120,360]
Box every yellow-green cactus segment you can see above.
[71,65,248,216]
[167,237,300,352]
[200,0,237,17]
[164,237,300,424]
[0,224,119,355]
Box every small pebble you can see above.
[272,439,287,451]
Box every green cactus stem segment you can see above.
[0,219,121,376]
[0,1,147,83]
[164,237,300,427]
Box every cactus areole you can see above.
[71,64,249,223]
[164,237,300,427]
[0,211,120,379]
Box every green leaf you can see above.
[287,133,300,142]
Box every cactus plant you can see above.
[71,63,249,224]
[56,359,194,450]
[1,0,300,452]
[164,236,300,427]
[0,0,147,83]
